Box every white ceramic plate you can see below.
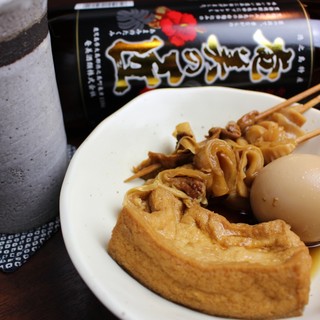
[60,87,320,320]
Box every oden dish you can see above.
[108,84,320,319]
[60,86,320,320]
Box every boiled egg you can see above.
[250,153,320,244]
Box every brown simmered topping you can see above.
[109,180,312,319]
[126,84,320,204]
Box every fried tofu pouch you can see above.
[108,184,311,319]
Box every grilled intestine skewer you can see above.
[237,83,320,132]
[125,85,320,189]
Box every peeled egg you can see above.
[250,153,320,244]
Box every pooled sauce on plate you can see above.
[310,247,320,277]
[208,198,257,224]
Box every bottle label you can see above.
[74,1,134,10]
[75,0,313,123]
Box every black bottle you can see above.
[48,0,320,137]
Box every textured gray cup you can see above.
[0,0,68,233]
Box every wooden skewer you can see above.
[296,95,320,113]
[296,128,320,145]
[124,163,162,182]
[255,83,320,121]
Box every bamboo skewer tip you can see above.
[256,83,320,121]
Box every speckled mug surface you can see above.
[0,0,68,233]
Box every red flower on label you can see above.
[159,10,198,47]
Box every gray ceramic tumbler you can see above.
[0,0,68,233]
